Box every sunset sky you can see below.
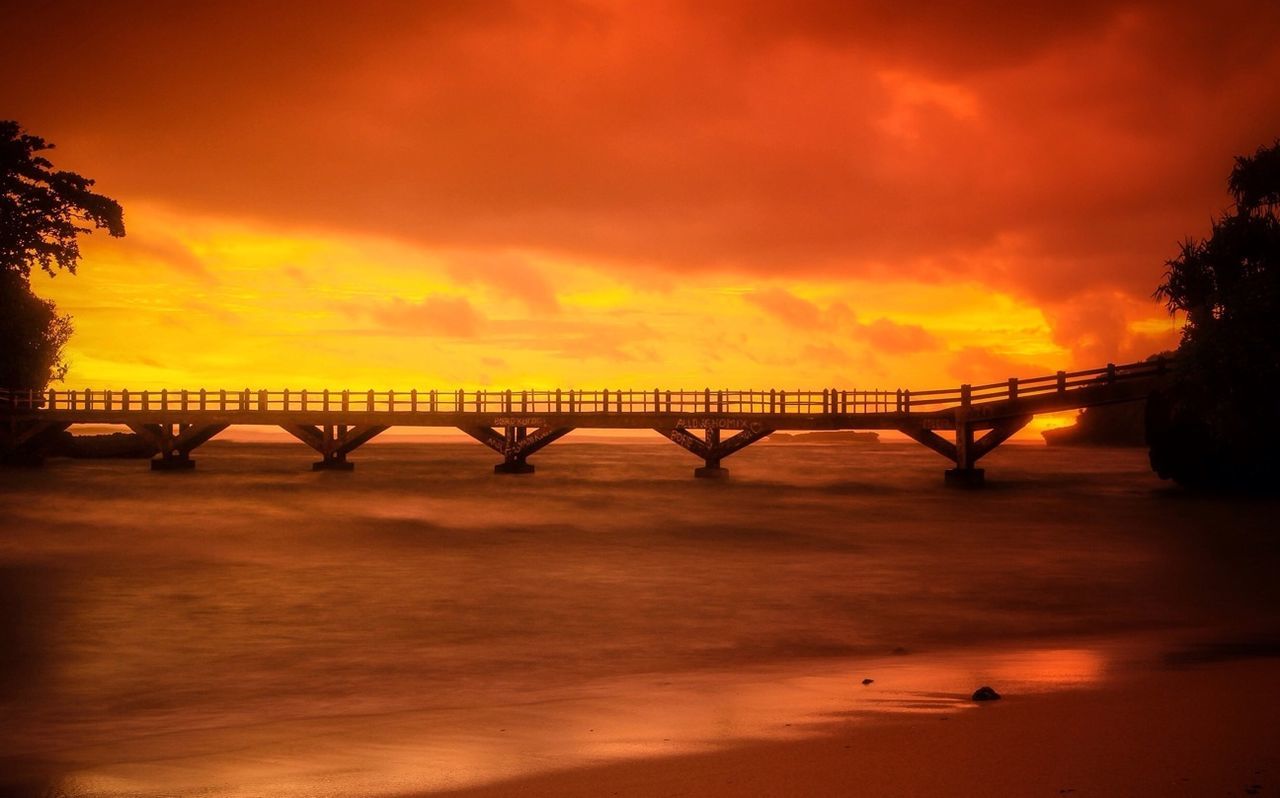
[4,1,1280,401]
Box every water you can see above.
[2,440,1278,796]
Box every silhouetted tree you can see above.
[1,121,124,390]
[1148,139,1280,490]
[0,284,74,390]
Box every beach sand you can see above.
[422,654,1280,798]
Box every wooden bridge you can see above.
[0,359,1166,486]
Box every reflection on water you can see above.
[1,440,1277,796]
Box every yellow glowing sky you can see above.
[35,203,1119,392]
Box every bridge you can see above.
[0,359,1165,486]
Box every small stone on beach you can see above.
[861,678,874,685]
[971,685,1001,701]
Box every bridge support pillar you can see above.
[900,415,1031,487]
[129,423,228,472]
[944,467,985,488]
[313,451,355,471]
[281,424,388,471]
[460,425,573,475]
[693,429,729,478]
[494,458,536,475]
[656,425,773,479]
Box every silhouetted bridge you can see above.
[1,359,1166,486]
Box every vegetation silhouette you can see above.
[1148,139,1280,491]
[1,120,124,391]
[1042,353,1172,447]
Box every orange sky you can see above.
[4,1,1279,405]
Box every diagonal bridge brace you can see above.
[899,415,1032,487]
[966,416,1032,463]
[897,427,957,462]
[128,422,229,470]
[459,425,575,474]
[655,426,775,479]
[281,423,389,471]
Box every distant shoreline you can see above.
[768,431,879,444]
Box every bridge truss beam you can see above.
[459,425,575,474]
[128,423,229,470]
[655,426,775,478]
[899,415,1032,487]
[281,424,389,471]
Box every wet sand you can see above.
[421,654,1280,797]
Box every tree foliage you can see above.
[1,121,125,278]
[1148,139,1280,490]
[1,121,124,390]
[0,273,73,390]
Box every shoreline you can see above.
[412,651,1280,798]
[9,631,1275,797]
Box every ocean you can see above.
[2,439,1277,796]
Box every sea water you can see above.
[1,439,1277,796]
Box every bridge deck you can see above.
[1,359,1166,486]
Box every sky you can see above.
[4,0,1280,403]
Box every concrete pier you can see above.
[494,460,536,474]
[313,459,355,471]
[944,468,985,488]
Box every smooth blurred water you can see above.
[1,439,1277,796]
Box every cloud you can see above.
[485,317,656,363]
[945,346,1054,385]
[859,318,941,354]
[743,289,822,328]
[363,296,483,337]
[5,0,1277,370]
[745,287,939,354]
[7,1,1278,306]
[112,234,217,284]
[442,251,560,313]
[704,0,1128,73]
[1041,291,1179,366]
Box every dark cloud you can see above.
[702,0,1127,72]
[4,0,1278,351]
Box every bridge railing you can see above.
[0,357,1166,417]
[902,357,1167,409]
[0,387,905,415]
